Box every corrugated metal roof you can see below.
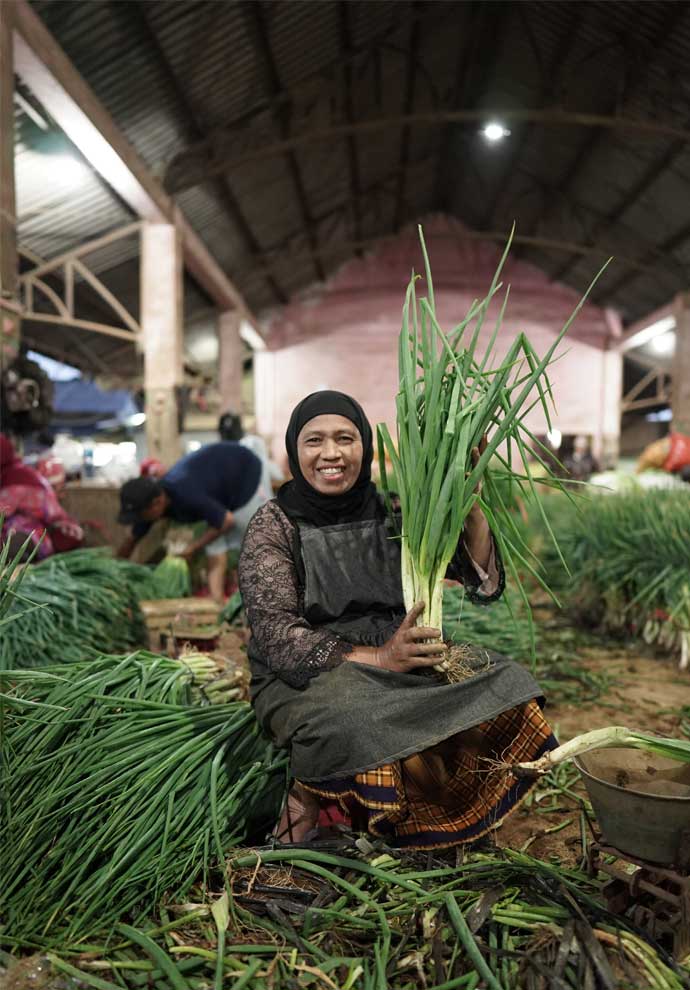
[15,0,690,375]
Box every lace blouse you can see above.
[238,500,504,689]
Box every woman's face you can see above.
[297,414,363,495]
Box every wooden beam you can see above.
[512,164,685,291]
[181,1,459,141]
[252,228,688,284]
[483,3,584,231]
[440,1,509,217]
[615,312,675,354]
[621,392,671,413]
[61,325,112,375]
[393,4,420,232]
[218,310,243,415]
[165,108,690,197]
[71,259,140,335]
[22,311,139,342]
[0,2,16,297]
[242,0,324,283]
[597,212,690,302]
[537,3,688,278]
[673,293,690,434]
[141,223,183,464]
[9,0,258,329]
[0,1,21,362]
[432,3,481,211]
[338,2,361,247]
[18,222,141,280]
[622,366,659,406]
[117,0,285,307]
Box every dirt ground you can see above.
[497,643,690,866]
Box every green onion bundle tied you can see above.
[150,554,192,598]
[377,226,607,644]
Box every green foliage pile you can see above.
[528,490,690,662]
[0,548,148,667]
[0,653,285,944]
[0,546,199,668]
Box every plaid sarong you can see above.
[302,700,557,849]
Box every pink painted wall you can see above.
[255,217,621,465]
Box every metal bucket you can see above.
[575,748,690,866]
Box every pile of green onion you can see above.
[0,653,285,943]
[529,490,690,667]
[0,548,148,667]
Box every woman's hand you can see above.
[374,602,446,672]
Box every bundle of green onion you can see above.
[0,548,149,667]
[149,555,192,598]
[0,653,285,944]
[377,226,603,652]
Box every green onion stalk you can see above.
[377,226,608,651]
[516,726,690,774]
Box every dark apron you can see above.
[250,517,543,782]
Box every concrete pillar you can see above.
[141,222,183,466]
[0,3,21,369]
[673,292,690,435]
[218,309,243,415]
[594,347,622,467]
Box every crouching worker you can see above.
[238,391,557,849]
[118,441,269,602]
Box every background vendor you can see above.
[0,433,84,561]
[117,441,268,602]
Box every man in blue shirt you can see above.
[118,442,268,602]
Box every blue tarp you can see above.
[51,378,139,433]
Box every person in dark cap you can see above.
[118,441,269,601]
[238,390,557,846]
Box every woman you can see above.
[239,392,557,848]
[0,434,83,560]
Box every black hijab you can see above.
[277,390,380,527]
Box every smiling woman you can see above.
[238,390,557,848]
[297,415,363,494]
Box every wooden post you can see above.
[597,348,622,467]
[673,292,690,436]
[141,222,183,466]
[218,309,243,415]
[0,2,21,367]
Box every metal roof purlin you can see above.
[8,0,261,336]
[165,108,690,197]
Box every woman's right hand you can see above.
[375,602,446,672]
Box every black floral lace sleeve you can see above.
[238,501,353,689]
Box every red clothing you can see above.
[0,434,83,557]
[663,432,690,473]
[0,433,44,488]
